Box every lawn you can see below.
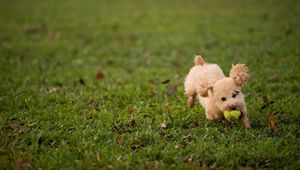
[0,0,300,169]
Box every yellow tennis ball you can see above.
[224,110,241,121]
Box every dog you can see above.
[184,55,250,128]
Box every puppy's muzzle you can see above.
[228,105,237,111]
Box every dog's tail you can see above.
[194,55,205,66]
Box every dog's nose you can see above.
[229,106,237,110]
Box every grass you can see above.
[0,0,300,169]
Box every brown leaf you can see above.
[20,53,32,63]
[182,133,192,140]
[268,112,277,133]
[5,122,25,134]
[160,120,167,128]
[166,86,177,96]
[68,127,76,133]
[96,153,101,162]
[184,155,194,163]
[149,91,156,97]
[183,121,198,129]
[24,27,41,34]
[49,87,60,93]
[117,137,125,145]
[79,78,85,85]
[13,159,31,168]
[161,79,170,84]
[24,24,47,35]
[48,31,60,39]
[130,139,144,150]
[203,163,217,170]
[269,75,279,81]
[17,126,25,133]
[6,123,21,130]
[96,70,105,80]
[158,131,166,137]
[87,98,95,105]
[188,156,193,163]
[148,79,156,84]
[127,108,136,114]
[172,61,182,68]
[128,119,136,127]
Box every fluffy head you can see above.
[212,78,245,112]
[211,64,249,112]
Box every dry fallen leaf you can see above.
[182,133,192,139]
[166,86,177,96]
[87,98,95,105]
[269,74,279,81]
[161,79,170,84]
[160,120,167,128]
[96,154,101,162]
[149,91,156,97]
[17,126,25,133]
[96,70,105,80]
[268,112,277,133]
[130,139,143,150]
[148,79,156,84]
[48,31,60,39]
[127,108,135,114]
[203,163,217,170]
[49,87,60,93]
[188,156,193,163]
[79,78,85,85]
[183,121,198,129]
[184,154,194,163]
[13,159,31,168]
[158,131,166,137]
[68,127,76,133]
[6,123,20,130]
[5,122,25,134]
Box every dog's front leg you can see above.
[204,98,223,120]
[240,105,250,129]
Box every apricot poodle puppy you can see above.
[184,55,250,128]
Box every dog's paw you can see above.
[188,98,194,108]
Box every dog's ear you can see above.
[229,64,249,86]
[207,86,213,96]
[198,86,213,97]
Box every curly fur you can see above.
[184,55,250,128]
[229,64,249,86]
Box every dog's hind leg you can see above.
[185,87,196,108]
[184,78,197,108]
[187,94,196,108]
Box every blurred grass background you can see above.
[0,0,300,169]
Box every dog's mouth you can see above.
[223,109,243,120]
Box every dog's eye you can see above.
[232,94,236,98]
[221,97,226,101]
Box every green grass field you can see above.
[1,0,300,169]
